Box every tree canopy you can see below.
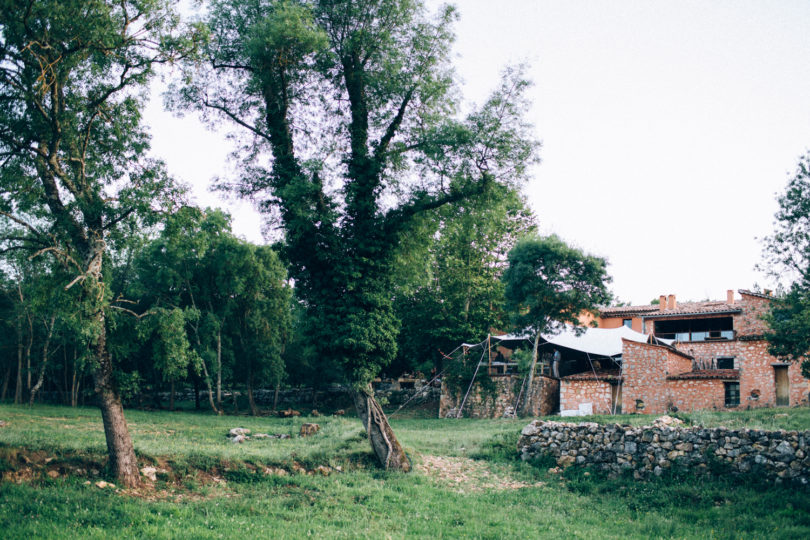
[177,0,539,470]
[762,152,810,376]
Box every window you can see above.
[622,319,632,328]
[716,357,735,369]
[654,317,734,342]
[724,382,740,407]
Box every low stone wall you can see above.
[517,419,809,485]
[439,375,559,418]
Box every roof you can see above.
[562,369,623,382]
[602,300,742,319]
[667,369,740,381]
[492,326,673,358]
[738,289,774,300]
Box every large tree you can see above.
[501,235,612,415]
[179,0,537,470]
[762,152,810,377]
[0,0,188,487]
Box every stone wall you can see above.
[439,375,559,418]
[518,419,809,485]
[560,380,614,415]
[666,379,726,411]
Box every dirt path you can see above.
[416,454,544,493]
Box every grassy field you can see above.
[1,404,809,539]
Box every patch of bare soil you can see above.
[416,454,544,493]
[0,446,342,501]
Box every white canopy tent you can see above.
[488,325,673,358]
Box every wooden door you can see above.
[611,383,622,414]
[774,366,789,407]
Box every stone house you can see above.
[562,289,809,414]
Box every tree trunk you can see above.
[273,381,280,411]
[246,360,259,416]
[14,317,23,404]
[29,315,56,406]
[1,367,10,402]
[25,312,33,395]
[198,347,221,415]
[216,329,222,409]
[352,386,411,472]
[193,374,201,410]
[92,316,140,488]
[521,332,542,416]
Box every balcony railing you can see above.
[655,330,735,342]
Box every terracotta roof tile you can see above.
[602,301,741,319]
[667,369,740,381]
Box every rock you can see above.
[557,455,576,468]
[521,422,541,437]
[653,415,684,428]
[47,470,60,479]
[228,428,251,437]
[315,465,331,476]
[95,480,115,489]
[0,420,6,427]
[333,409,346,416]
[311,410,320,417]
[300,423,320,437]
[231,434,246,444]
[253,433,271,439]
[141,466,158,481]
[279,409,301,418]
[83,480,91,486]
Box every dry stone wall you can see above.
[439,376,559,418]
[517,419,809,485]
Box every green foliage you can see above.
[762,152,810,376]
[394,186,536,375]
[502,235,612,336]
[177,0,540,388]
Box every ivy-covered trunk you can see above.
[351,386,411,472]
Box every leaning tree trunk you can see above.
[352,386,411,472]
[93,315,140,488]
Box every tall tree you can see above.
[501,235,611,415]
[761,152,810,376]
[0,0,188,486]
[178,0,537,470]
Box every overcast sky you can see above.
[143,0,810,306]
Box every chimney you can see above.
[659,295,666,311]
[727,290,734,305]
[667,294,677,310]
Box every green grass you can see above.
[0,404,809,539]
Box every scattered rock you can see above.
[228,427,251,437]
[0,420,7,427]
[652,415,684,427]
[279,409,301,418]
[314,465,331,476]
[253,433,271,439]
[141,466,158,481]
[47,470,60,479]
[299,423,320,437]
[95,480,115,489]
[311,410,320,417]
[333,409,346,416]
[230,434,246,444]
[83,480,91,486]
[44,457,54,464]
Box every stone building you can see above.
[581,289,810,414]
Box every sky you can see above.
[142,0,810,306]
